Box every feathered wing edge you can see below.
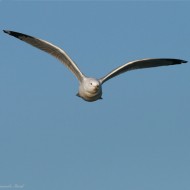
[3,30,85,82]
[99,58,187,84]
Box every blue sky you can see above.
[0,1,190,190]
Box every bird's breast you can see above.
[78,85,102,102]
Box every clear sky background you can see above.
[0,1,190,190]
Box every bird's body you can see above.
[3,30,187,102]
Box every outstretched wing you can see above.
[99,58,187,84]
[3,30,85,82]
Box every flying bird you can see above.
[3,30,187,102]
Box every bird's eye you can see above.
[90,82,92,85]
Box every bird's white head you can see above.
[87,78,100,92]
[77,77,102,102]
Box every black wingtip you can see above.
[170,59,188,65]
[3,30,10,34]
[182,60,188,63]
[3,30,22,39]
[3,30,33,41]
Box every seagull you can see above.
[3,30,187,102]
